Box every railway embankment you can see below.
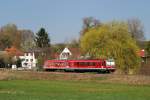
[0,70,150,85]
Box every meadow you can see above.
[0,71,150,100]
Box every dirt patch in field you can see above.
[0,70,150,85]
[0,71,13,80]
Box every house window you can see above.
[24,63,28,66]
[30,59,33,62]
[22,59,25,61]
[26,59,28,62]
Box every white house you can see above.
[19,52,37,69]
[59,47,72,60]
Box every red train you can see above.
[43,59,115,73]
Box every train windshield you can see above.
[106,59,115,66]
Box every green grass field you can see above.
[0,71,150,100]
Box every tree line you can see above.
[0,17,150,74]
[0,24,35,51]
[0,24,50,68]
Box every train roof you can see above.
[45,59,105,62]
[68,59,105,62]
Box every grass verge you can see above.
[0,71,150,100]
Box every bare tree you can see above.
[80,17,102,36]
[128,18,145,41]
[20,30,36,51]
[0,24,21,49]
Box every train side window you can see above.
[102,61,106,66]
[84,62,87,66]
[84,62,88,66]
[69,62,73,66]
[89,62,96,66]
[79,62,81,66]
[94,62,96,66]
[51,62,54,66]
[99,62,102,66]
[80,62,83,66]
[89,62,92,66]
[50,62,55,66]
[55,62,59,66]
[54,63,57,66]
[86,62,90,66]
[61,62,65,66]
[76,62,79,66]
[64,62,68,66]
[79,62,84,66]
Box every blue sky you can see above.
[0,0,150,43]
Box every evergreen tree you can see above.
[35,28,51,70]
[35,28,50,48]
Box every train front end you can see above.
[106,59,115,72]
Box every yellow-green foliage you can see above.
[80,21,141,74]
